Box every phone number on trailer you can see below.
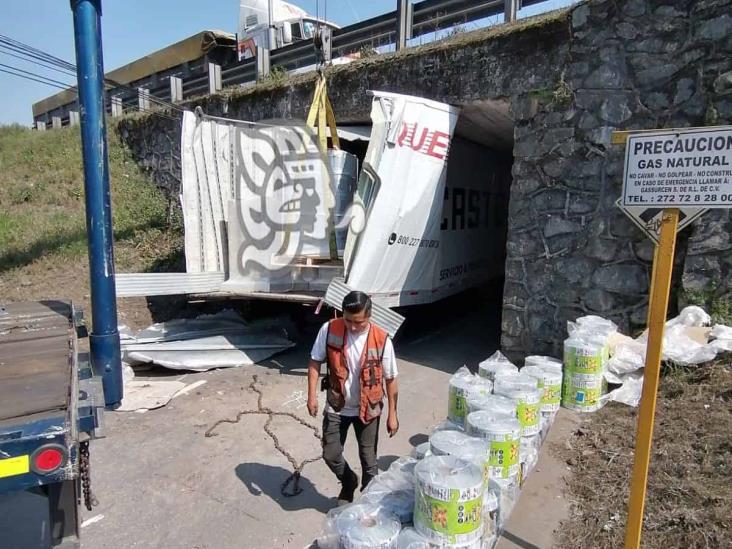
[388,233,440,248]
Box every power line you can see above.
[0,32,186,124]
[0,61,74,88]
[0,69,73,90]
[0,45,78,77]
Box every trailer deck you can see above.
[0,301,75,428]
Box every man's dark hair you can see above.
[342,291,372,315]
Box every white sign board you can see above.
[622,126,732,208]
[615,200,706,245]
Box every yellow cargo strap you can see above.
[307,74,340,152]
[306,73,340,259]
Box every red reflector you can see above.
[34,448,64,473]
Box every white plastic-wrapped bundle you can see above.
[414,455,484,547]
[568,315,618,338]
[466,393,517,418]
[521,365,563,413]
[490,477,520,531]
[482,487,499,543]
[413,441,432,460]
[466,411,521,480]
[562,335,608,412]
[433,419,464,433]
[493,383,541,437]
[388,456,418,477]
[360,489,414,524]
[448,367,493,426]
[478,351,518,381]
[396,527,432,549]
[524,355,563,372]
[428,431,489,486]
[362,459,418,523]
[519,435,540,480]
[319,503,401,549]
[494,372,539,393]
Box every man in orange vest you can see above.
[307,290,399,505]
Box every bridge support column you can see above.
[111,96,123,117]
[396,0,413,51]
[170,76,183,103]
[505,0,520,23]
[208,63,222,94]
[138,87,150,112]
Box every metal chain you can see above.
[205,375,322,497]
[79,440,98,511]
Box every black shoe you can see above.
[337,468,358,505]
[360,472,374,492]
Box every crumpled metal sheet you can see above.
[120,310,294,371]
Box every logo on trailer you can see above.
[396,122,451,160]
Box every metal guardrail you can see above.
[38,0,554,125]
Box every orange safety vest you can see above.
[325,318,388,423]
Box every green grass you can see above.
[0,123,181,275]
[682,286,732,326]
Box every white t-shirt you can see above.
[311,321,398,416]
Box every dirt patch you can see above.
[555,360,732,548]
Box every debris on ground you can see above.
[601,306,732,406]
[117,380,187,412]
[119,310,294,371]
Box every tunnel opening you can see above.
[394,98,515,372]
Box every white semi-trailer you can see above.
[118,92,511,307]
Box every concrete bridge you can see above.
[119,0,732,358]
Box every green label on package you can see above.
[542,383,561,405]
[564,345,607,374]
[415,487,483,544]
[448,386,468,423]
[488,439,520,478]
[516,402,540,436]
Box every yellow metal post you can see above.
[624,208,680,549]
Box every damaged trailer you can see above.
[117,91,511,307]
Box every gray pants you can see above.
[322,412,380,489]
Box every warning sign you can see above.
[622,126,732,208]
[615,200,706,244]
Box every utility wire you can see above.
[0,45,78,77]
[0,61,74,88]
[0,66,70,90]
[0,33,186,123]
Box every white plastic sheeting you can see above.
[600,306,732,407]
[120,310,294,371]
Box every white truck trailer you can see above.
[118,91,511,308]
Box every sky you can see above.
[0,0,574,126]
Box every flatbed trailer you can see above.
[0,301,104,548]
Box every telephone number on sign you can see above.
[626,193,732,204]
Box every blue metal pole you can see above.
[71,0,123,408]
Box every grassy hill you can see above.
[0,123,182,324]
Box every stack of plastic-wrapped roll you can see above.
[414,455,485,548]
[319,503,401,549]
[478,351,518,382]
[465,411,521,481]
[562,317,616,412]
[448,366,493,427]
